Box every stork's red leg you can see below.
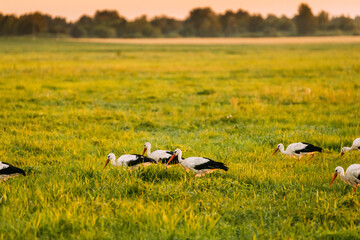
[307,154,315,163]
[354,186,358,193]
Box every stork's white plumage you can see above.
[341,138,360,156]
[167,149,228,177]
[142,142,180,165]
[272,142,323,162]
[104,153,157,170]
[0,161,26,182]
[329,164,360,193]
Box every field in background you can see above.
[0,38,360,239]
[72,36,360,44]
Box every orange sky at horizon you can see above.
[1,0,359,21]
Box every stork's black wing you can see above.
[194,158,228,171]
[0,162,26,176]
[356,174,360,181]
[127,155,157,167]
[295,143,323,154]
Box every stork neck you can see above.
[146,146,152,156]
[344,146,352,152]
[279,145,288,155]
[111,157,117,166]
[177,152,183,162]
[338,168,348,183]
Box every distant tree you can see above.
[262,14,279,35]
[0,15,19,35]
[74,15,93,36]
[113,20,127,37]
[235,9,250,33]
[17,12,50,37]
[248,14,264,32]
[93,25,116,38]
[151,16,182,36]
[17,15,33,35]
[94,10,121,24]
[355,16,360,25]
[331,16,356,31]
[277,15,296,33]
[317,11,330,30]
[93,10,127,37]
[48,17,68,35]
[219,10,238,36]
[294,3,317,35]
[185,7,222,37]
[179,24,195,37]
[78,15,93,25]
[125,15,161,37]
[70,24,87,38]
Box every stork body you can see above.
[167,149,228,177]
[0,162,26,182]
[104,153,157,170]
[272,142,323,162]
[330,164,360,193]
[341,138,360,156]
[142,142,180,165]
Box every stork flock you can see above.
[103,142,229,177]
[1,138,360,193]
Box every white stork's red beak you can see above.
[341,152,345,157]
[142,148,147,156]
[329,173,338,187]
[103,159,110,169]
[167,154,176,165]
[272,147,279,156]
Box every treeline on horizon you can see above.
[0,3,359,38]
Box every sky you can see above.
[1,0,359,21]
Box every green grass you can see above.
[1,37,360,239]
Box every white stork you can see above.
[0,161,26,182]
[272,142,323,162]
[330,164,360,193]
[167,149,228,177]
[104,153,157,170]
[341,138,360,156]
[142,142,180,165]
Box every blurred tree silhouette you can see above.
[248,14,264,32]
[185,8,222,37]
[0,3,359,38]
[125,15,161,37]
[0,15,19,35]
[294,3,317,35]
[332,16,356,32]
[219,11,238,36]
[70,25,86,38]
[235,9,250,33]
[317,11,330,31]
[151,16,182,37]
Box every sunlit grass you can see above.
[0,38,360,239]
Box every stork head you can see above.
[167,149,182,165]
[329,166,343,187]
[272,143,283,156]
[142,142,151,155]
[104,153,115,169]
[340,147,351,157]
[341,147,345,157]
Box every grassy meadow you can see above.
[0,38,360,239]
